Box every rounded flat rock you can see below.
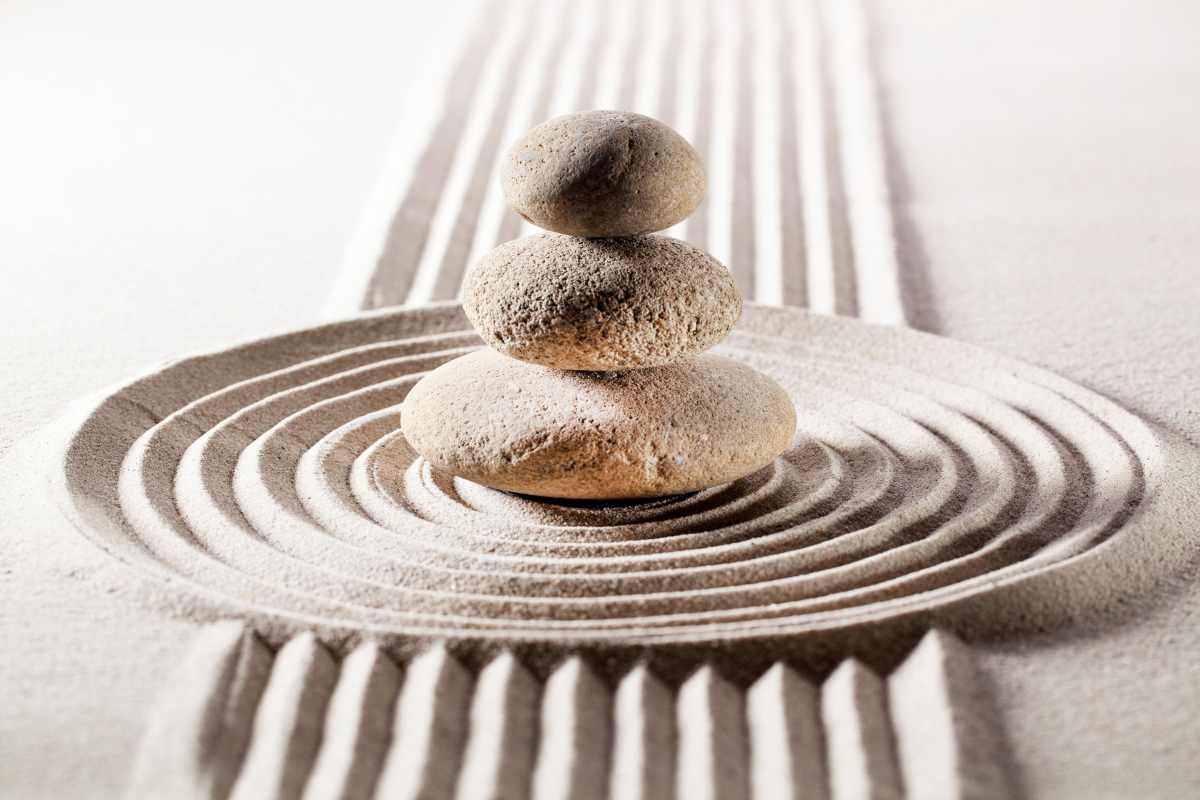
[500,110,706,237]
[401,349,797,500]
[463,234,743,371]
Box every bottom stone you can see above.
[400,348,797,499]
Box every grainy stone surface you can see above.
[401,348,797,499]
[500,110,706,237]
[462,234,742,371]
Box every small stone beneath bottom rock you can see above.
[401,348,797,499]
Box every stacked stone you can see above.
[403,111,797,500]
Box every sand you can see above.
[5,0,1200,797]
[12,302,1199,798]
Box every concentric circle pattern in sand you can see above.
[59,304,1200,647]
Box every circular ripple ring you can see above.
[57,303,1200,651]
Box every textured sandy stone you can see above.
[401,348,797,499]
[500,110,706,237]
[462,234,742,371]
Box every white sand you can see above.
[3,0,1200,797]
[876,0,1200,794]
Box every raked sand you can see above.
[4,0,1200,797]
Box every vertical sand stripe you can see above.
[520,0,602,239]
[321,0,490,320]
[751,0,783,305]
[431,0,542,301]
[609,665,676,800]
[730,0,757,298]
[676,666,749,800]
[530,658,612,800]
[300,643,401,800]
[657,0,684,127]
[594,0,636,111]
[139,640,1013,799]
[547,0,596,119]
[685,0,716,251]
[811,0,860,317]
[229,634,338,800]
[703,0,736,267]
[822,0,906,326]
[777,0,808,308]
[662,0,700,242]
[454,653,541,800]
[575,0,610,111]
[334,0,906,321]
[821,660,902,800]
[491,0,575,251]
[888,631,1016,800]
[632,0,668,118]
[616,0,648,111]
[127,621,272,800]
[793,0,836,315]
[374,645,474,800]
[361,0,507,311]
[532,0,575,119]
[467,0,561,269]
[405,0,531,306]
[747,663,827,800]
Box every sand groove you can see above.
[55,304,1200,655]
[128,624,1015,799]
[329,0,905,320]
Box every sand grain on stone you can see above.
[462,234,742,371]
[401,348,797,499]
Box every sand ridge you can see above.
[37,303,1200,667]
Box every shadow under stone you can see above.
[506,491,699,510]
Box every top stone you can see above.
[500,110,706,238]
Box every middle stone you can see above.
[462,233,743,371]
